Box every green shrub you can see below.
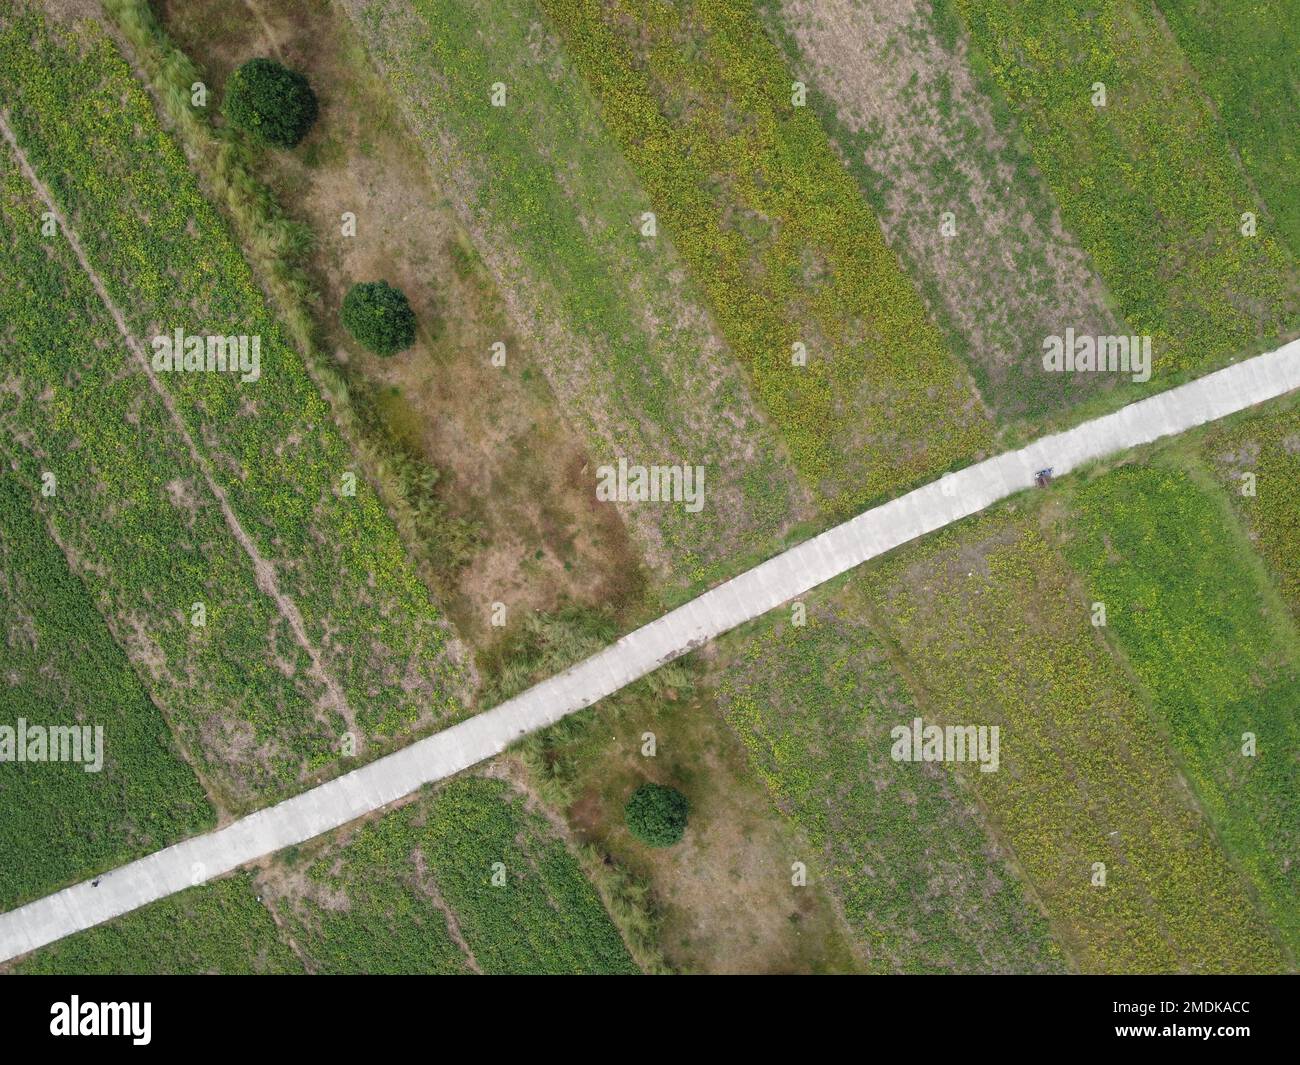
[224,58,318,147]
[624,784,689,847]
[341,281,417,356]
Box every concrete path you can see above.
[3,338,1299,963]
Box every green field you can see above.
[13,874,302,975]
[0,137,328,805]
[1201,400,1300,621]
[17,777,636,975]
[275,777,637,974]
[1063,461,1300,957]
[864,507,1284,973]
[0,6,465,803]
[714,598,1063,973]
[957,0,1299,378]
[1155,0,1300,258]
[540,0,993,509]
[0,478,213,910]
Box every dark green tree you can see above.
[224,58,318,148]
[340,281,417,356]
[624,783,689,847]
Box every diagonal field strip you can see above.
[0,112,354,728]
[2,337,1299,962]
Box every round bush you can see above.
[624,784,689,847]
[224,58,318,148]
[341,281,417,356]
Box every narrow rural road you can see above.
[2,338,1299,963]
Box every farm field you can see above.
[0,478,213,910]
[0,5,467,804]
[712,596,1064,973]
[1063,459,1300,958]
[1200,397,1300,620]
[0,133,335,808]
[756,0,1123,420]
[520,667,864,974]
[862,504,1285,973]
[539,0,994,510]
[956,0,1299,380]
[338,0,807,590]
[1154,0,1300,259]
[11,776,638,975]
[2,0,1299,984]
[9,874,302,976]
[268,776,637,975]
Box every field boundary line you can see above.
[0,111,354,729]
[2,325,1299,961]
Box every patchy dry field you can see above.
[338,0,809,591]
[157,0,647,653]
[759,0,1124,420]
[540,0,995,510]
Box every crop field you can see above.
[1201,400,1300,619]
[956,0,1299,379]
[539,0,994,510]
[146,0,649,655]
[863,507,1285,973]
[10,874,303,975]
[0,139,333,805]
[756,0,1123,420]
[338,0,805,589]
[713,598,1063,973]
[2,0,1298,986]
[1063,461,1300,957]
[14,777,636,975]
[0,7,467,803]
[272,776,637,974]
[1155,0,1300,259]
[0,478,213,910]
